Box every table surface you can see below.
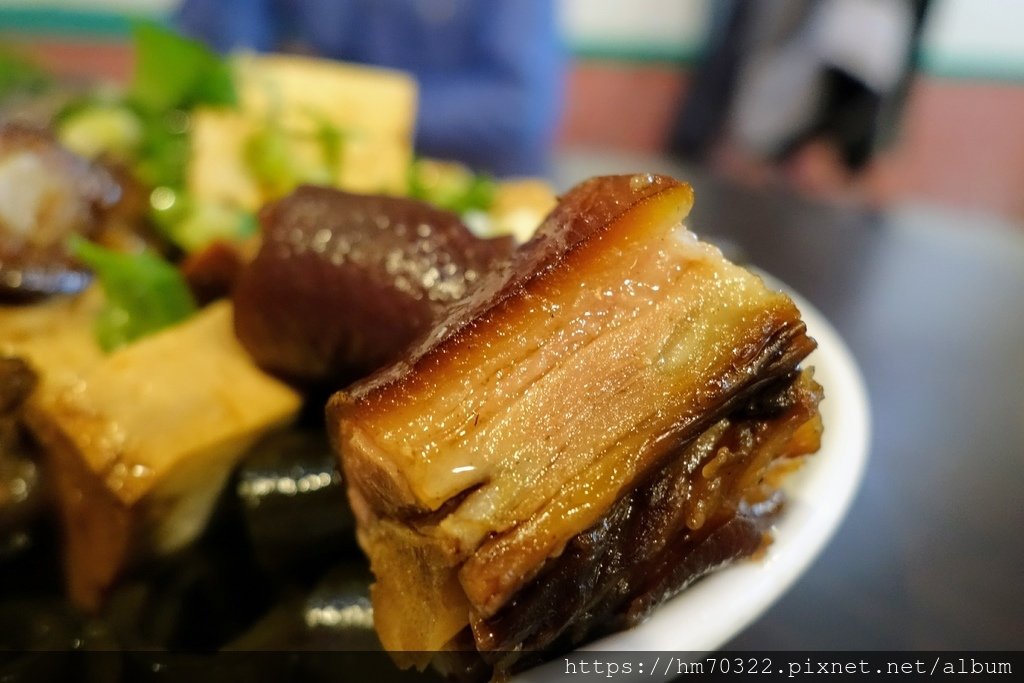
[556,151,1024,651]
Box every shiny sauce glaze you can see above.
[233,186,515,388]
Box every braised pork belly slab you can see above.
[328,175,823,671]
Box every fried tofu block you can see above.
[329,175,821,665]
[189,53,417,210]
[23,301,300,609]
[0,286,104,389]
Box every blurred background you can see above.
[2,0,1024,223]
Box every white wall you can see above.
[919,0,1024,75]
[560,0,1024,75]
[558,0,710,58]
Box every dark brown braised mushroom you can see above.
[180,240,247,306]
[0,124,122,301]
[233,186,516,389]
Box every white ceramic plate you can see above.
[515,277,871,681]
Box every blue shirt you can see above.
[177,0,565,177]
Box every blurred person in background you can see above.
[176,0,565,178]
[672,0,931,198]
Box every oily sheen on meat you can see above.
[328,175,822,671]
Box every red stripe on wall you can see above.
[6,38,134,83]
[867,79,1024,220]
[556,61,690,152]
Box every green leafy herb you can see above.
[56,24,242,252]
[173,200,258,252]
[132,108,192,189]
[126,22,236,192]
[129,21,236,113]
[70,237,197,352]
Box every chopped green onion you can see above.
[70,237,197,352]
[243,114,338,198]
[58,103,143,162]
[173,201,258,252]
[407,159,496,214]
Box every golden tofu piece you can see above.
[189,52,418,210]
[0,286,105,392]
[24,301,301,609]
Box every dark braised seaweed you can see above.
[0,356,36,415]
[225,567,440,682]
[235,429,355,578]
[233,186,515,388]
[0,124,121,300]
[0,357,43,562]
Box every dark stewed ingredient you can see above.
[0,124,122,301]
[235,429,356,579]
[0,357,43,562]
[232,186,515,388]
[329,175,823,672]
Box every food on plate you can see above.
[180,239,248,305]
[1,24,830,678]
[22,302,300,609]
[0,124,122,300]
[484,177,559,243]
[407,159,557,243]
[37,24,552,263]
[0,356,43,559]
[329,174,823,673]
[234,429,354,577]
[233,186,515,388]
[190,52,417,213]
[0,285,106,389]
